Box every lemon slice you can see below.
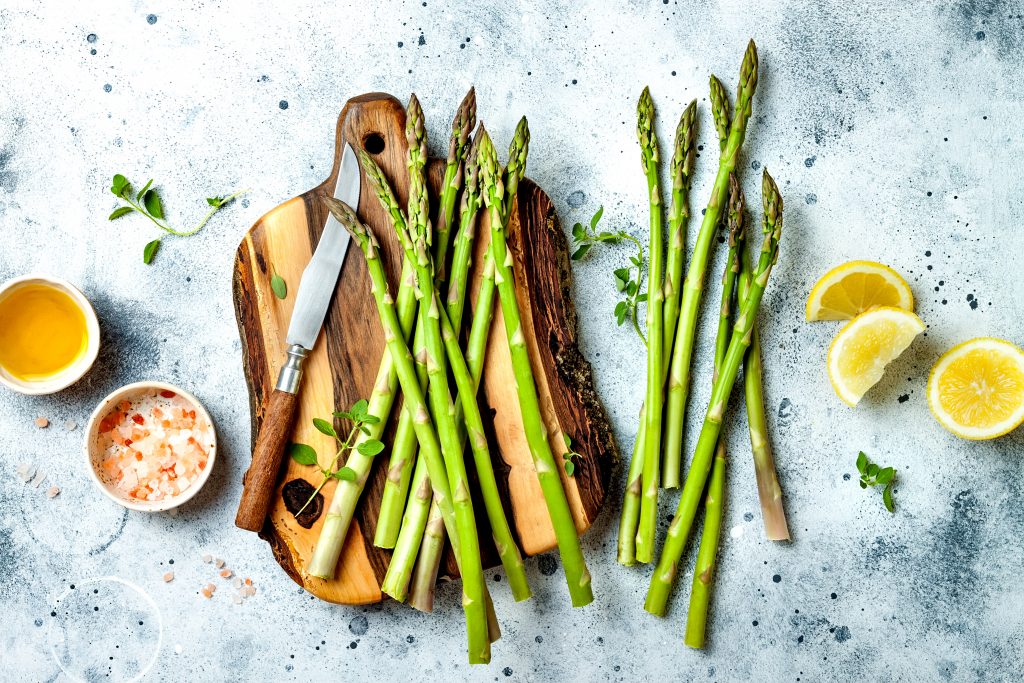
[927,338,1024,440]
[806,261,914,321]
[828,307,925,406]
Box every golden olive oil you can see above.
[0,284,88,381]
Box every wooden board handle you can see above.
[235,389,300,531]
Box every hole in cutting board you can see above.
[363,132,385,154]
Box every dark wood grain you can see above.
[232,92,618,604]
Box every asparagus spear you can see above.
[709,74,731,153]
[661,41,758,491]
[408,498,446,611]
[382,453,432,602]
[325,196,489,664]
[447,128,484,332]
[397,252,498,607]
[358,150,429,550]
[684,440,726,646]
[435,87,477,284]
[737,210,790,542]
[634,86,665,564]
[404,94,490,662]
[376,94,477,549]
[661,99,697,365]
[616,404,646,565]
[684,174,744,648]
[478,122,594,607]
[306,182,419,580]
[646,167,782,617]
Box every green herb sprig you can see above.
[856,451,897,513]
[569,205,647,343]
[289,399,383,516]
[561,434,584,477]
[107,174,248,264]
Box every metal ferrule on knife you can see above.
[275,344,309,393]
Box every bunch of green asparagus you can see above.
[306,89,592,664]
[616,40,791,648]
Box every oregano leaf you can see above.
[312,417,337,438]
[289,442,319,466]
[271,272,287,299]
[109,206,134,220]
[144,189,164,219]
[143,238,160,264]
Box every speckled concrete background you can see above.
[2,0,1024,681]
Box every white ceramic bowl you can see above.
[0,274,101,395]
[85,381,217,512]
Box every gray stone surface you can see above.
[2,0,1023,681]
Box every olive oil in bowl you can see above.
[0,276,100,394]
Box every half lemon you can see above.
[927,338,1024,440]
[828,307,925,406]
[807,260,914,321]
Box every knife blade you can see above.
[286,143,360,349]
[235,142,361,532]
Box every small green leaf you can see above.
[590,205,604,230]
[289,442,319,466]
[356,439,385,456]
[882,482,895,512]
[859,480,868,489]
[563,434,571,448]
[143,238,160,264]
[572,223,585,240]
[144,189,164,219]
[312,417,337,437]
[351,399,369,417]
[271,273,287,299]
[564,460,575,476]
[876,467,895,485]
[856,451,868,474]
[866,463,879,478]
[571,244,591,261]
[332,411,352,420]
[626,281,638,296]
[631,255,641,267]
[614,275,626,291]
[207,196,225,207]
[636,292,648,303]
[109,206,134,220]
[111,174,130,196]
[136,179,153,201]
[360,414,381,425]
[334,467,357,482]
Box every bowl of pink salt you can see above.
[85,381,217,511]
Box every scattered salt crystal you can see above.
[174,644,183,654]
[232,594,243,605]
[232,578,242,589]
[65,420,77,432]
[31,470,47,488]
[163,572,174,583]
[214,558,224,568]
[219,568,232,579]
[46,486,60,498]
[16,463,35,482]
[246,586,256,597]
[35,417,49,428]
[202,554,212,563]
[730,525,745,539]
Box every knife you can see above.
[235,143,361,532]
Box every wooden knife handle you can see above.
[235,389,300,531]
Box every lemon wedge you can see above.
[828,307,925,405]
[806,260,914,321]
[927,337,1024,440]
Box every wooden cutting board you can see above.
[232,92,617,604]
